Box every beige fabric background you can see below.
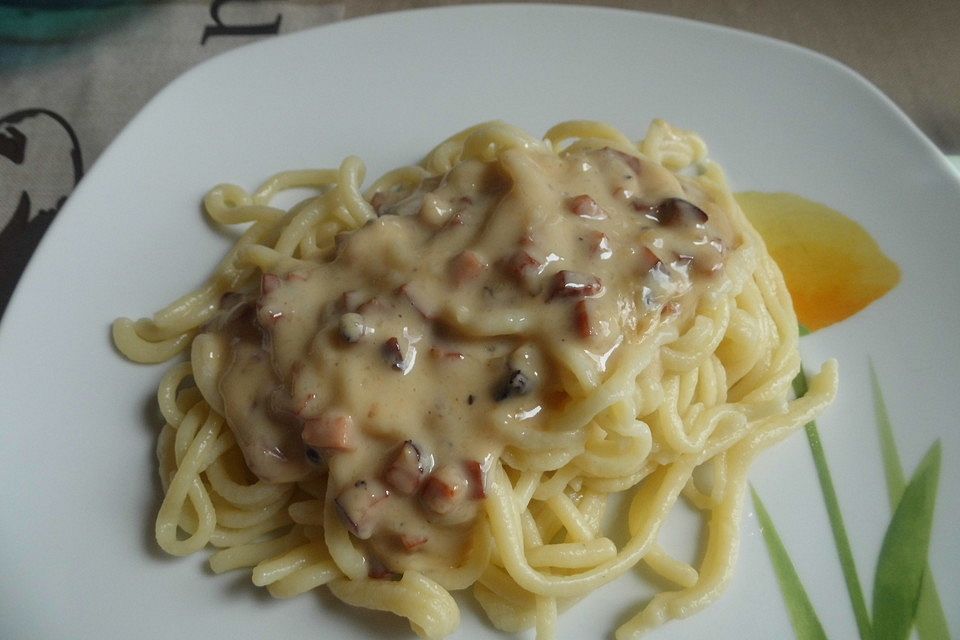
[0,0,957,317]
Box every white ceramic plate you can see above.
[1,5,958,639]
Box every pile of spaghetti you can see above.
[114,120,837,639]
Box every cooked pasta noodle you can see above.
[114,120,836,639]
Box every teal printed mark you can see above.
[752,356,950,640]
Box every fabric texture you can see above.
[0,1,343,318]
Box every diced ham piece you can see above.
[383,337,407,371]
[606,148,643,176]
[587,231,612,259]
[257,274,285,325]
[261,273,281,295]
[505,249,543,293]
[369,191,388,214]
[429,347,465,361]
[566,194,607,220]
[420,465,467,515]
[340,290,368,312]
[548,270,603,300]
[334,232,351,254]
[356,296,384,316]
[301,412,356,452]
[465,460,487,499]
[640,247,661,272]
[368,557,402,580]
[450,250,488,285]
[335,479,390,540]
[285,270,308,282]
[399,534,429,552]
[648,198,708,227]
[573,299,596,339]
[384,440,429,495]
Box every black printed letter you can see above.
[201,0,281,45]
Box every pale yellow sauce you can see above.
[198,146,739,577]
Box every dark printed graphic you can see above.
[0,108,84,320]
[201,0,282,44]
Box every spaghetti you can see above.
[113,120,837,639]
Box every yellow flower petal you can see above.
[735,192,900,331]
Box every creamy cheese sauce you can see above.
[197,146,738,577]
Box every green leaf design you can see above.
[751,487,828,640]
[794,368,874,640]
[870,362,951,640]
[871,361,907,505]
[872,442,943,640]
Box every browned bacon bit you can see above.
[356,296,384,316]
[420,466,467,515]
[661,301,681,319]
[383,337,405,370]
[334,232,351,253]
[261,273,281,295]
[495,369,532,401]
[285,270,308,282]
[368,557,403,580]
[335,479,390,540]
[573,299,596,339]
[399,534,429,552]
[607,148,643,176]
[339,290,367,312]
[465,460,487,499]
[506,249,541,275]
[630,200,657,216]
[566,194,607,220]
[548,270,603,300]
[504,249,544,294]
[369,191,388,214]
[587,231,612,259]
[450,250,488,285]
[429,347,465,361]
[649,198,708,227]
[302,412,356,452]
[640,247,661,272]
[384,440,429,495]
